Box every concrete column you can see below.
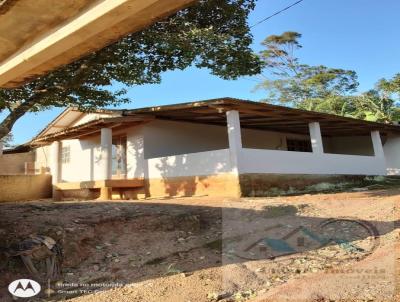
[51,141,61,200]
[308,122,324,154]
[99,128,112,200]
[100,128,113,180]
[371,130,384,158]
[51,141,60,184]
[226,110,242,174]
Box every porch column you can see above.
[51,141,61,200]
[51,141,60,184]
[226,110,242,174]
[371,130,384,158]
[308,122,324,154]
[99,128,112,200]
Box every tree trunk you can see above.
[0,97,39,141]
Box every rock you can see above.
[93,265,100,271]
[234,290,255,300]
[114,258,120,263]
[255,267,265,273]
[207,291,231,301]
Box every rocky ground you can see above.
[0,189,399,302]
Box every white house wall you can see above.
[34,119,400,183]
[142,120,229,159]
[240,148,386,176]
[142,120,313,159]
[126,125,146,179]
[147,149,232,178]
[383,135,400,175]
[58,137,102,182]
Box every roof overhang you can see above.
[30,98,400,146]
[31,115,154,145]
[0,0,196,87]
[123,98,400,137]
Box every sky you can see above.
[4,0,400,145]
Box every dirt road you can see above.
[0,189,399,301]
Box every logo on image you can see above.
[8,279,41,298]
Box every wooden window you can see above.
[61,146,71,164]
[286,138,312,152]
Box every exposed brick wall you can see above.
[0,174,52,202]
[146,173,241,198]
[0,152,34,175]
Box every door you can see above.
[112,136,127,179]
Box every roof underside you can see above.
[31,98,400,145]
[0,0,196,87]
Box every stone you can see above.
[207,291,231,301]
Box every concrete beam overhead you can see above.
[0,0,196,87]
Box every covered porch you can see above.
[31,98,400,199]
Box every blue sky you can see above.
[4,0,400,145]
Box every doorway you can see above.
[112,136,127,179]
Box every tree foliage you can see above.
[257,31,400,122]
[0,0,261,140]
[258,31,358,110]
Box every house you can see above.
[20,98,400,199]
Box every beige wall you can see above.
[0,152,34,175]
[0,174,52,202]
[34,145,51,172]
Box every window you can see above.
[61,146,71,164]
[286,138,312,152]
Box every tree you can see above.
[257,31,358,110]
[0,0,261,140]
[257,31,400,123]
[0,132,13,148]
[348,74,400,122]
